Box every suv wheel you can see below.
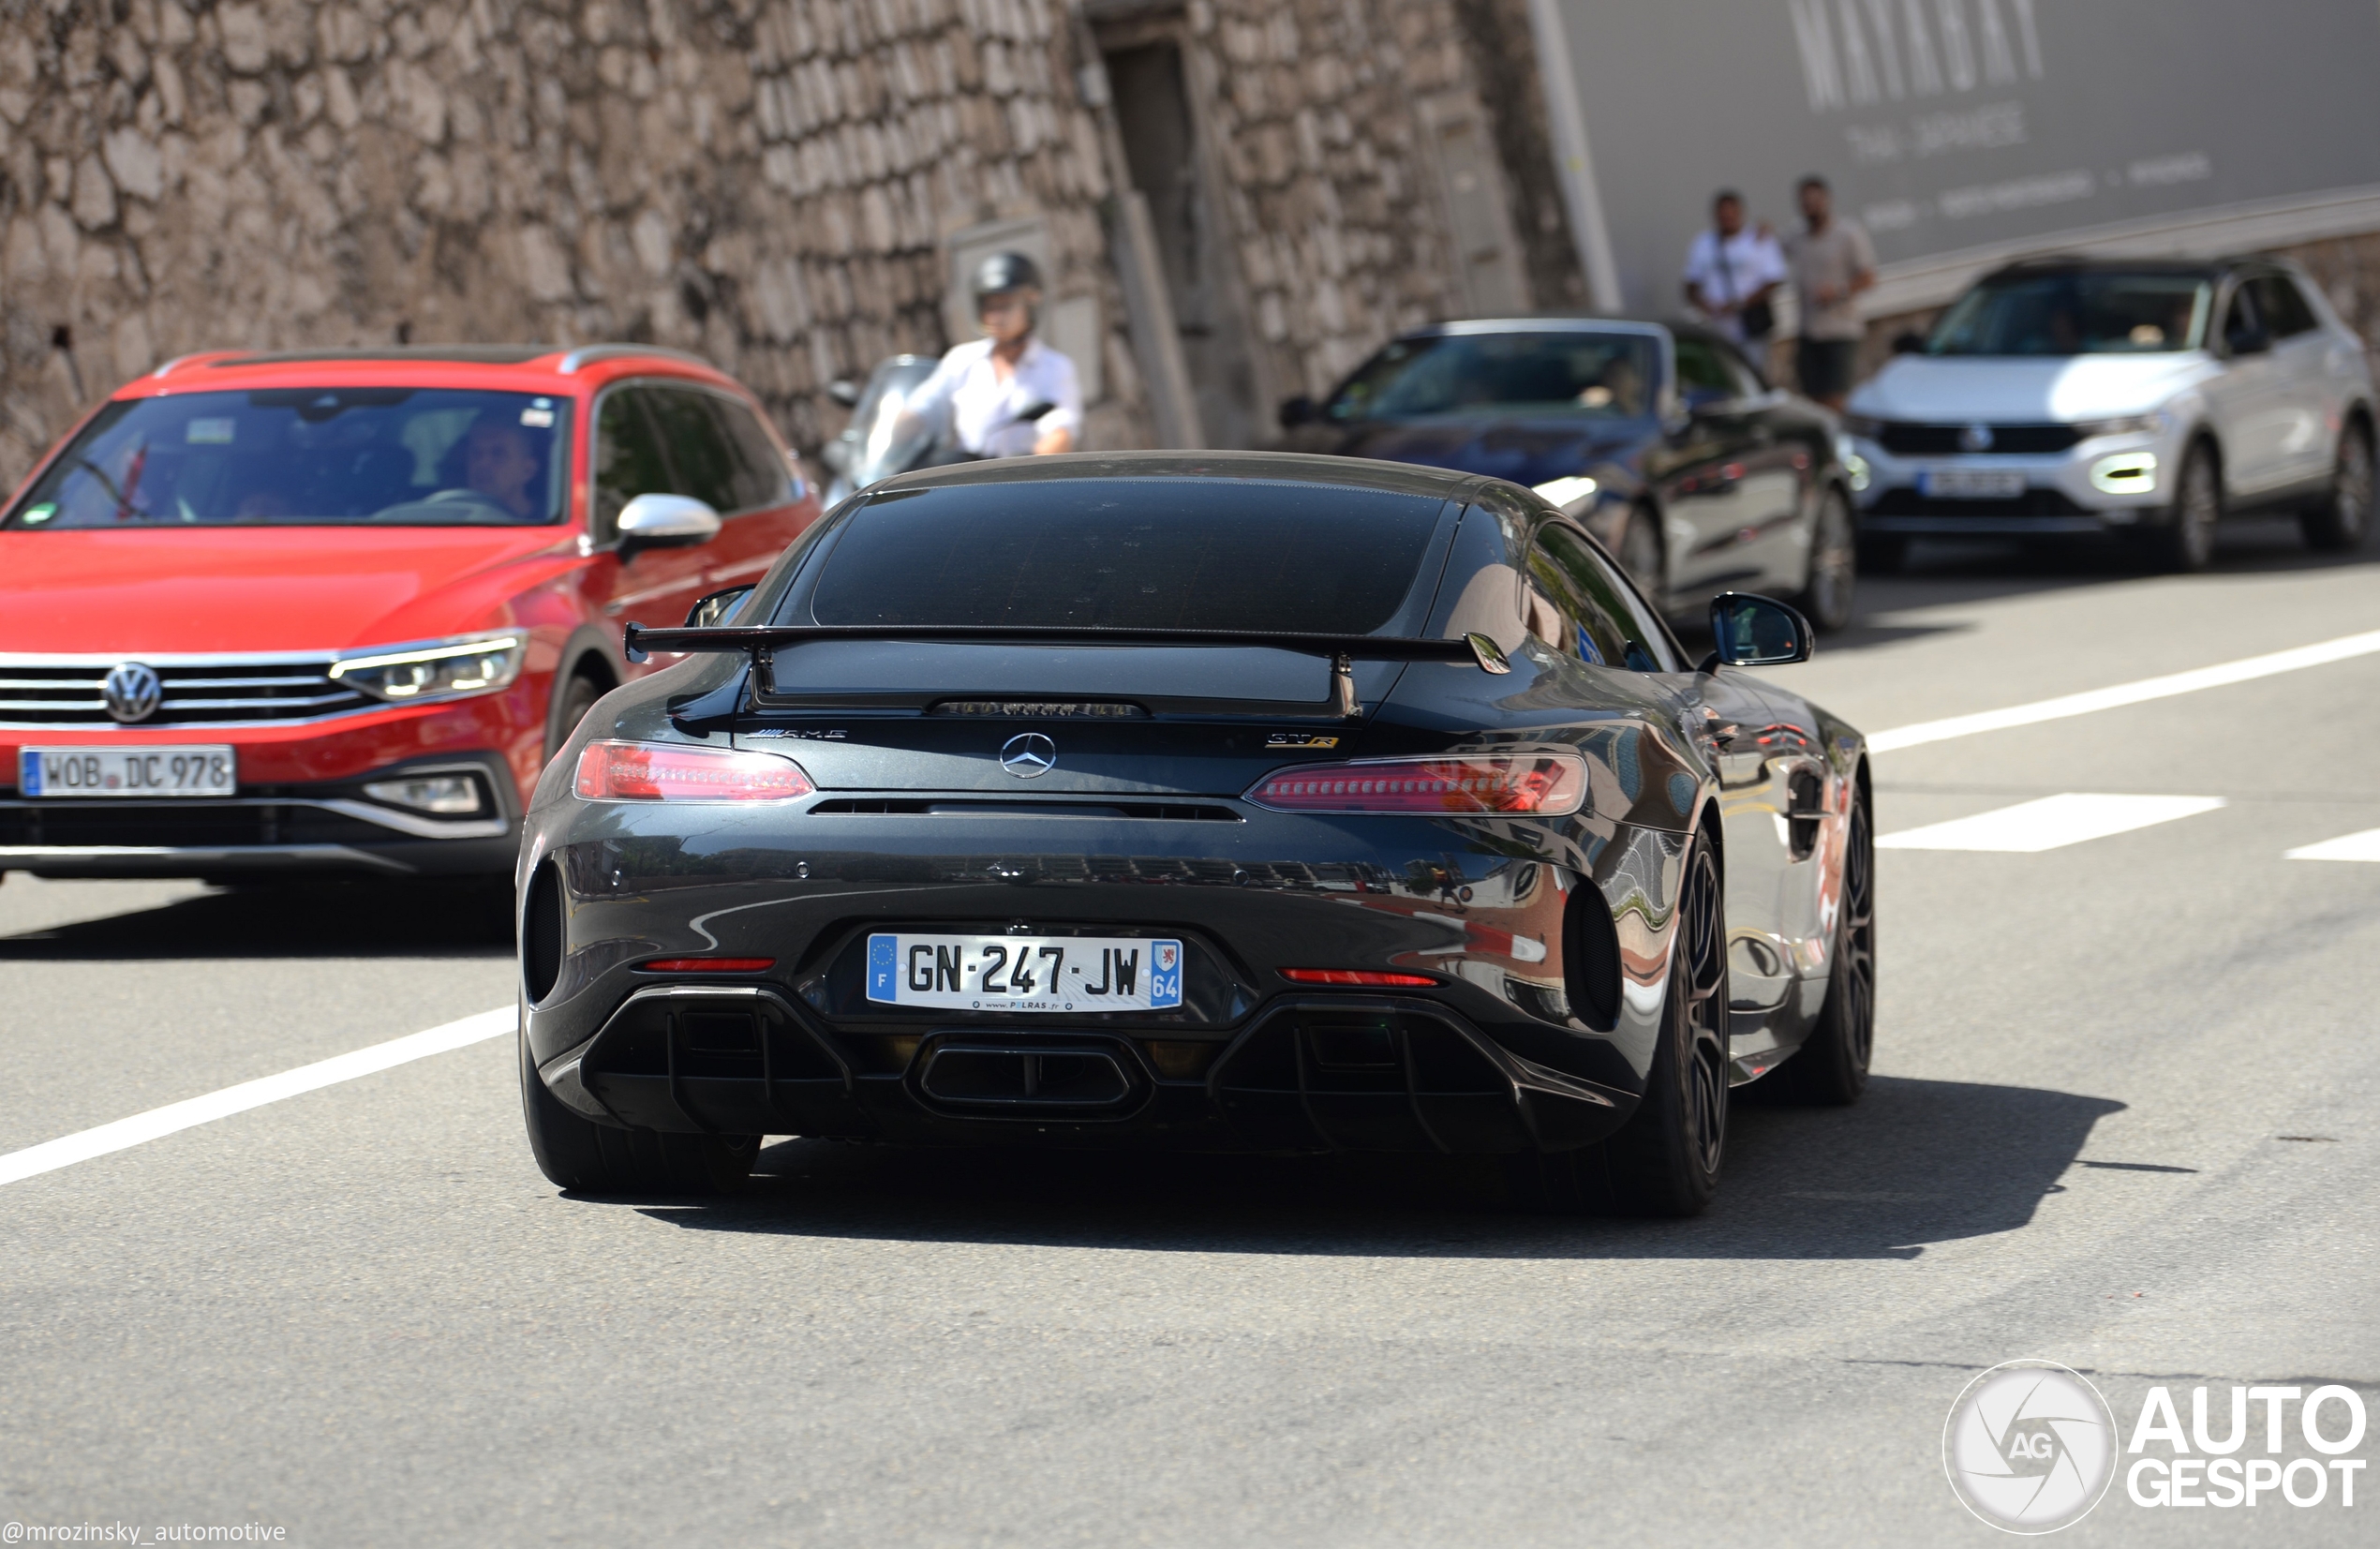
[2152,442,2221,573]
[2301,421,2373,553]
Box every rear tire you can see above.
[1777,782,1875,1105]
[1796,486,1856,632]
[519,1024,757,1196]
[2151,442,2221,573]
[1508,830,1729,1216]
[2300,420,2373,552]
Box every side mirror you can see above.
[1891,331,1926,355]
[1278,395,1319,429]
[826,379,862,408]
[684,585,755,629]
[615,493,721,561]
[1705,591,1813,669]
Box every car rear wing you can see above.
[624,622,1513,720]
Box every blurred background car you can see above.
[1274,318,1860,632]
[0,345,822,883]
[1843,257,2377,572]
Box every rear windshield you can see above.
[4,388,573,529]
[1326,331,1660,422]
[1926,270,2212,356]
[808,479,1445,633]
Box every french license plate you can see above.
[867,933,1183,1013]
[18,745,237,797]
[1918,468,2026,499]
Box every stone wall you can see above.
[0,0,1147,490]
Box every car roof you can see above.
[1396,316,1673,341]
[873,449,1493,503]
[115,343,748,400]
[1976,256,2238,282]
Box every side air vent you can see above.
[1563,884,1621,1032]
[523,859,565,1004]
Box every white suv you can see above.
[1844,258,2375,571]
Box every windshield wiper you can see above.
[625,622,1516,720]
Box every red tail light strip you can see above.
[1246,752,1586,815]
[575,741,814,801]
[638,958,777,973]
[1279,968,1439,987]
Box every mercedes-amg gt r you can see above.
[516,453,1875,1214]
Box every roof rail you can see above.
[557,344,719,375]
[152,351,231,378]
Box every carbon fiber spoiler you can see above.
[624,622,1513,719]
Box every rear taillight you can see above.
[574,741,814,801]
[639,957,776,973]
[1245,752,1586,816]
[1280,969,1438,987]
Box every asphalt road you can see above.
[3,518,2375,1547]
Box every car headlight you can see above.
[1836,435,1871,493]
[1840,413,1885,439]
[2073,412,2164,439]
[330,633,526,704]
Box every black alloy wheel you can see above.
[1797,485,1856,632]
[2153,443,2221,573]
[544,672,607,767]
[1778,784,1874,1105]
[1508,830,1729,1217]
[1617,504,1665,602]
[2301,422,2374,553]
[518,1021,759,1196]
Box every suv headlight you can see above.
[2073,412,2165,439]
[331,633,526,704]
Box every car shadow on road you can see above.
[629,1075,2127,1261]
[0,878,515,958]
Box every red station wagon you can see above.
[0,345,823,881]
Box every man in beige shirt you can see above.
[1783,175,1875,410]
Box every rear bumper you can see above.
[538,982,1629,1155]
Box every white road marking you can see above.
[1877,793,2225,853]
[2284,827,2380,862]
[0,1006,513,1188]
[1867,629,2380,752]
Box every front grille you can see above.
[1877,422,2081,455]
[1868,486,2089,517]
[0,802,401,847]
[0,659,368,726]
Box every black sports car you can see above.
[1277,319,1861,632]
[516,453,1875,1214]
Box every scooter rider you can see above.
[901,252,1082,458]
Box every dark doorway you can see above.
[1104,41,1262,449]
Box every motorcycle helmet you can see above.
[972,251,1043,328]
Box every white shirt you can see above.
[908,336,1083,457]
[1682,229,1788,342]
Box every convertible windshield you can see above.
[1926,270,2212,356]
[1326,331,1660,422]
[5,388,573,529]
[811,478,1443,634]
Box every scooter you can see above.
[817,353,1058,506]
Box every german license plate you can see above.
[18,745,237,797]
[1918,468,2026,499]
[867,933,1183,1012]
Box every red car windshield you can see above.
[4,387,573,529]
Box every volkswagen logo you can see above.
[999,732,1056,779]
[1959,423,1997,453]
[101,661,163,723]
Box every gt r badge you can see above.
[1264,733,1339,748]
[101,662,163,723]
[1000,732,1056,778]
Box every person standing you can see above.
[902,251,1083,458]
[1681,189,1786,355]
[1782,175,1875,411]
